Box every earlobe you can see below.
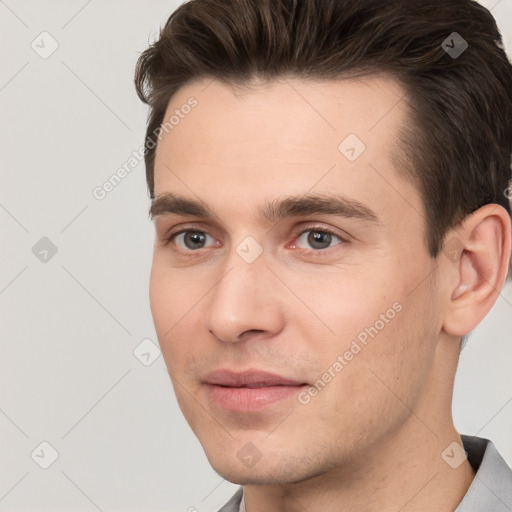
[442,204,511,337]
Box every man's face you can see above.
[150,76,444,484]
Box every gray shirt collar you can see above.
[455,435,512,511]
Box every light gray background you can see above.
[1,1,511,511]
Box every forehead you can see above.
[157,75,405,157]
[153,75,419,224]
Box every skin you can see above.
[149,76,511,511]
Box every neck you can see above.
[243,421,475,512]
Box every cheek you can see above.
[149,264,173,340]
[149,262,202,372]
[149,255,206,330]
[370,296,437,403]
[287,269,400,353]
[304,269,438,410]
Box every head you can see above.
[136,0,512,485]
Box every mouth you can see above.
[203,369,309,412]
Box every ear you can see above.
[441,204,511,337]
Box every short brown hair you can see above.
[135,0,512,256]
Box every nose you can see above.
[204,249,285,344]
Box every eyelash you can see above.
[163,224,349,256]
[288,226,347,254]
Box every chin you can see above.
[205,447,318,486]
[209,463,289,486]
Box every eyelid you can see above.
[159,222,220,246]
[161,222,351,252]
[164,227,220,249]
[292,223,350,243]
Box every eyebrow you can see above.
[149,192,380,224]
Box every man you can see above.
[135,0,512,510]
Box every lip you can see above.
[203,369,309,412]
[203,369,307,387]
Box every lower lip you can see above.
[205,384,306,412]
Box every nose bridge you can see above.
[205,242,283,343]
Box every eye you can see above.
[172,230,217,250]
[293,227,345,251]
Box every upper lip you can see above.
[203,369,307,388]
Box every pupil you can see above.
[185,232,205,249]
[308,231,331,249]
